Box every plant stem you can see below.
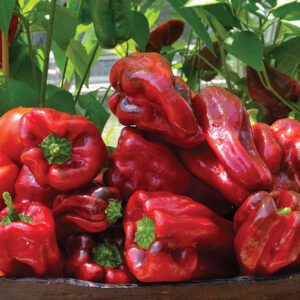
[1,32,9,76]
[74,43,99,104]
[39,0,57,107]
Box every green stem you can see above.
[100,85,112,105]
[39,0,57,107]
[74,43,99,105]
[60,57,69,89]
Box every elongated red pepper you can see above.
[123,190,238,282]
[192,86,272,191]
[234,189,300,276]
[105,127,233,215]
[64,233,133,284]
[19,108,108,191]
[108,52,205,148]
[0,152,19,210]
[53,185,123,240]
[0,193,63,277]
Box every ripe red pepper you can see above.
[123,190,238,282]
[0,152,20,210]
[0,192,63,277]
[64,233,133,284]
[53,185,123,240]
[145,19,185,53]
[108,52,205,148]
[246,63,299,121]
[234,189,300,276]
[19,108,108,191]
[192,86,272,191]
[105,127,232,215]
[0,107,32,165]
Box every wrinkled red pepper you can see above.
[0,192,63,277]
[246,62,299,121]
[145,19,185,53]
[108,52,205,148]
[19,108,108,191]
[105,127,233,216]
[192,86,272,191]
[123,190,238,282]
[64,233,133,284]
[53,185,123,240]
[0,152,19,210]
[234,189,300,276]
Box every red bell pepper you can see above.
[52,185,123,240]
[108,52,205,148]
[19,108,108,191]
[64,233,133,284]
[123,190,238,282]
[105,127,233,216]
[0,192,63,277]
[0,152,19,210]
[234,189,300,276]
[192,86,272,191]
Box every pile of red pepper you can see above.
[0,51,299,284]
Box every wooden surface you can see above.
[1,273,300,300]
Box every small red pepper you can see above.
[0,152,19,210]
[53,185,123,240]
[234,189,300,276]
[192,86,272,191]
[145,19,185,53]
[123,190,238,282]
[19,108,108,191]
[0,192,63,277]
[108,52,205,148]
[64,233,133,284]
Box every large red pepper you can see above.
[123,190,238,282]
[192,86,272,191]
[19,108,108,191]
[108,52,205,148]
[234,189,300,276]
[246,62,299,121]
[0,152,19,210]
[64,233,133,284]
[52,185,123,240]
[105,127,232,216]
[0,193,63,277]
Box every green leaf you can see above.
[185,0,226,6]
[46,85,76,114]
[281,19,300,34]
[0,80,39,115]
[0,0,16,36]
[271,1,300,18]
[224,31,264,71]
[78,91,110,132]
[131,11,150,51]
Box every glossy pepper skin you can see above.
[53,185,123,240]
[145,19,185,53]
[0,152,20,210]
[105,127,232,215]
[0,193,63,277]
[246,63,299,122]
[19,108,108,191]
[123,190,238,282]
[234,189,300,276]
[64,233,133,284]
[192,86,272,191]
[108,52,205,148]
[252,122,300,192]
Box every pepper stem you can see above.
[134,216,155,250]
[93,243,122,268]
[40,133,72,165]
[278,207,292,215]
[105,200,122,224]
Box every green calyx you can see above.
[134,216,155,250]
[105,200,122,224]
[1,192,32,225]
[40,133,72,165]
[93,243,122,268]
[278,207,292,215]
